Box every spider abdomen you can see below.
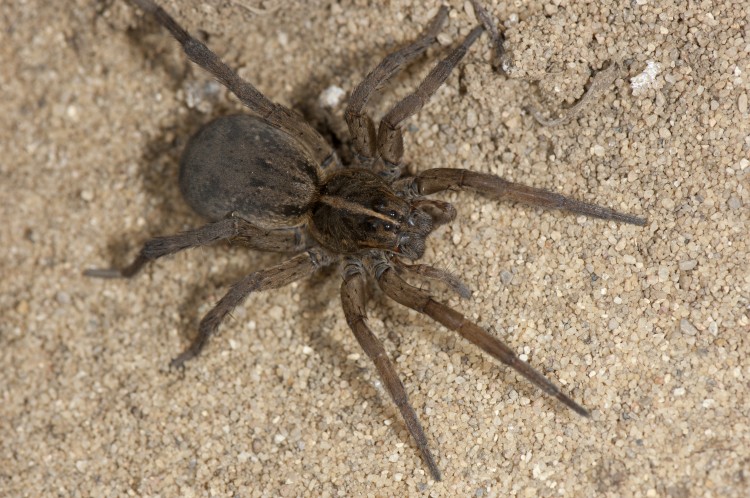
[179,114,321,227]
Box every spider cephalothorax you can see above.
[87,0,645,481]
[310,168,435,258]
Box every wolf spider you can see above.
[86,0,645,481]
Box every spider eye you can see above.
[373,201,399,221]
[363,219,395,233]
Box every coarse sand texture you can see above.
[2,0,747,496]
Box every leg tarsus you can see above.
[83,254,149,279]
[169,320,212,369]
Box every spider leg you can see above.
[84,216,308,278]
[171,248,335,368]
[345,6,448,165]
[393,258,471,299]
[376,26,484,173]
[367,254,590,417]
[129,0,333,163]
[410,168,647,225]
[340,259,441,481]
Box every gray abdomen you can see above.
[179,114,320,227]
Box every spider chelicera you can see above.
[87,0,645,480]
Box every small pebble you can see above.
[318,85,345,108]
[15,300,29,314]
[680,319,698,336]
[739,92,748,114]
[679,260,697,271]
[56,291,71,305]
[500,270,513,285]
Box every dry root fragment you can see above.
[530,61,620,127]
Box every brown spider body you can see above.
[86,0,646,481]
[182,113,436,258]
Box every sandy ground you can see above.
[2,0,748,496]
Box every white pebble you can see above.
[318,85,345,108]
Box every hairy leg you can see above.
[367,254,589,417]
[345,6,448,164]
[84,216,308,278]
[407,168,647,225]
[376,26,484,172]
[128,0,333,163]
[340,259,441,481]
[172,248,334,367]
